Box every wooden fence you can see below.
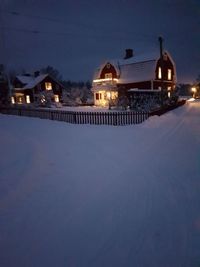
[0,107,149,126]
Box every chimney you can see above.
[124,49,133,59]
[158,36,164,58]
[34,71,40,77]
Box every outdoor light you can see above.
[93,78,118,83]
[191,87,197,98]
[191,87,197,93]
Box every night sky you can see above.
[1,0,200,83]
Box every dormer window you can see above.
[158,67,162,79]
[105,73,112,79]
[168,69,172,80]
[45,82,52,90]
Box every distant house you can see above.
[12,71,64,105]
[92,42,177,108]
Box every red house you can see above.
[92,40,177,108]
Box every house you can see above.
[92,39,177,108]
[12,71,64,105]
[191,82,200,99]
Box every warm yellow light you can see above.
[11,96,15,104]
[19,97,23,104]
[168,69,172,80]
[45,82,52,90]
[191,87,197,93]
[93,78,118,83]
[158,67,162,79]
[26,95,30,104]
[107,92,111,99]
[54,95,59,102]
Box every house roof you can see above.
[93,50,175,84]
[23,74,48,89]
[16,75,34,85]
[15,73,64,90]
[118,60,157,84]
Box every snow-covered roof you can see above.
[23,74,48,89]
[16,75,34,85]
[93,50,163,83]
[118,60,157,83]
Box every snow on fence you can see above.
[0,107,149,126]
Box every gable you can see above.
[100,62,118,79]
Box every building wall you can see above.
[33,76,63,97]
[100,63,118,79]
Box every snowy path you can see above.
[0,100,200,267]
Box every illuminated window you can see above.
[54,95,59,103]
[168,91,171,98]
[11,96,15,104]
[107,92,111,99]
[18,97,23,104]
[26,95,30,104]
[105,73,112,79]
[111,91,118,99]
[158,67,162,79]
[168,69,172,80]
[45,82,52,90]
[96,93,102,100]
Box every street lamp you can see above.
[191,87,197,98]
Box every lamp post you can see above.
[191,87,197,98]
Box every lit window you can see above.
[54,95,59,103]
[11,96,15,104]
[18,97,23,104]
[158,67,162,79]
[105,73,112,79]
[168,91,171,98]
[45,82,52,90]
[111,91,118,99]
[26,95,30,104]
[107,92,111,99]
[168,69,172,80]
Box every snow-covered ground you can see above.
[0,100,200,267]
